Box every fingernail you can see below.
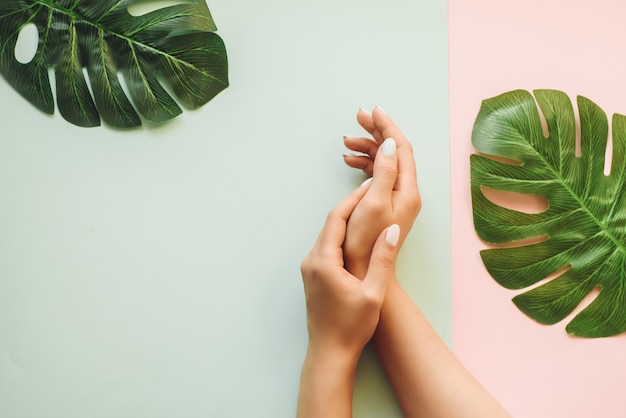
[358,107,370,115]
[375,104,385,113]
[385,224,400,246]
[360,177,373,187]
[343,153,357,158]
[381,138,396,157]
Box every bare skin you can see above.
[297,184,400,418]
[297,107,511,418]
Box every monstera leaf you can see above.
[471,89,626,338]
[0,0,228,128]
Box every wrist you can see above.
[298,342,360,418]
[304,339,362,372]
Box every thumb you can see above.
[363,224,401,292]
[368,137,398,199]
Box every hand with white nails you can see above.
[300,182,401,357]
[297,183,401,418]
[342,107,421,279]
[298,106,510,418]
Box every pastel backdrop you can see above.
[4,0,622,417]
[0,1,449,417]
[449,0,626,417]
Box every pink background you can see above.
[449,1,626,417]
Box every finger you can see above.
[357,108,384,144]
[317,181,371,249]
[342,154,374,177]
[343,135,379,159]
[363,224,400,294]
[368,137,398,200]
[371,106,418,194]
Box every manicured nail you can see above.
[381,138,396,157]
[360,177,373,187]
[386,224,400,246]
[375,104,385,113]
[358,107,370,115]
[343,153,358,158]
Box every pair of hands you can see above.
[299,114,512,418]
[301,106,421,358]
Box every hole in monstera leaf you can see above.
[605,121,613,175]
[15,23,38,64]
[487,234,548,249]
[534,97,549,139]
[478,152,522,166]
[127,0,189,16]
[572,99,583,158]
[571,286,601,316]
[481,185,549,214]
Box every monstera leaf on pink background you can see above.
[471,89,626,339]
[450,1,626,417]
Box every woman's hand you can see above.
[297,184,401,418]
[342,107,422,278]
[301,184,401,357]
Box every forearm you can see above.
[373,280,511,418]
[296,344,360,418]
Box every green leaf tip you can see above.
[471,89,626,338]
[0,0,228,128]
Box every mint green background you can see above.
[0,1,449,416]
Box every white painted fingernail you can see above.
[381,138,396,157]
[375,104,385,113]
[385,224,400,246]
[360,177,373,187]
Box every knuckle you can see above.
[319,247,336,261]
[362,198,387,217]
[377,163,397,179]
[301,253,323,276]
[415,196,423,214]
[362,288,383,308]
[399,191,421,215]
[304,263,323,280]
[326,207,343,223]
[300,255,312,275]
[408,194,422,213]
[301,253,334,281]
[347,155,371,170]
[367,141,380,156]
[356,159,371,170]
[373,251,395,269]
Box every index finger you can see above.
[367,137,398,203]
[317,181,370,249]
[356,108,384,144]
[371,106,418,194]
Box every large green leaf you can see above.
[471,89,626,338]
[0,0,228,128]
